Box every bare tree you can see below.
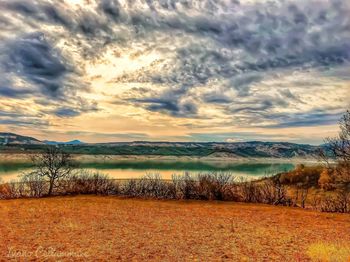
[31,147,75,196]
[319,110,350,183]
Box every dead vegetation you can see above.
[1,196,349,261]
[1,170,348,213]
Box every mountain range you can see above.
[0,132,323,159]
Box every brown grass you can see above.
[1,196,350,261]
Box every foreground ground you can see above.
[0,196,349,261]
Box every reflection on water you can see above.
[0,160,295,182]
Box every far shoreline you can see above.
[0,153,321,164]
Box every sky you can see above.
[0,0,349,144]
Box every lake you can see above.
[0,160,295,182]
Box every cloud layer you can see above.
[0,0,349,143]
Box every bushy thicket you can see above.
[0,171,117,199]
[278,164,323,187]
[1,171,349,213]
[310,190,350,213]
[0,172,288,203]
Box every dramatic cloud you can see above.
[3,33,71,98]
[98,0,349,125]
[0,104,49,129]
[264,110,345,128]
[0,86,33,99]
[0,31,96,123]
[0,0,349,143]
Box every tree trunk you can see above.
[48,179,54,196]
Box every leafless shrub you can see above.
[118,172,237,201]
[3,167,348,214]
[0,178,6,199]
[272,182,291,206]
[120,174,176,199]
[0,183,11,199]
[19,172,47,198]
[259,180,279,204]
[121,179,139,197]
[318,168,335,190]
[63,171,119,195]
[310,194,322,211]
[289,185,309,208]
[1,171,119,198]
[239,176,258,203]
[0,181,23,199]
[137,174,173,199]
[300,188,308,208]
[197,173,235,200]
[172,173,199,200]
[279,164,323,187]
[320,190,350,213]
[239,178,291,206]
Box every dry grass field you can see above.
[0,196,350,261]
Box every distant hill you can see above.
[92,141,320,158]
[0,132,43,145]
[0,133,84,146]
[0,132,324,159]
[43,140,84,145]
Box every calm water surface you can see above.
[0,160,295,182]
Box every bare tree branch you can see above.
[31,147,76,196]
